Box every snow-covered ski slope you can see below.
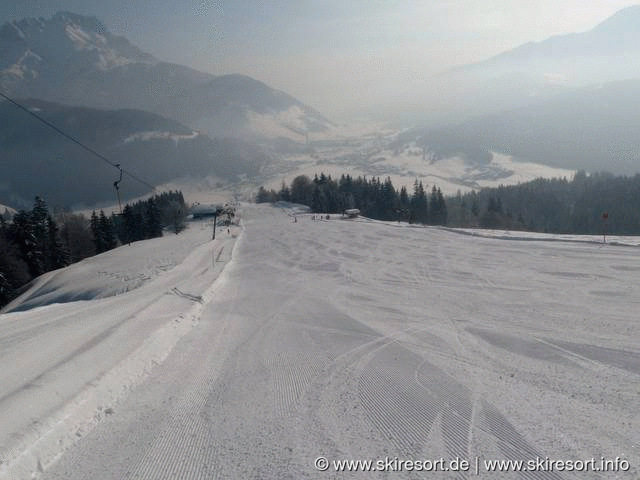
[0,219,238,479]
[2,222,227,313]
[3,205,640,479]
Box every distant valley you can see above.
[3,7,640,208]
[405,79,640,175]
[0,12,331,142]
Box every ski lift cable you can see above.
[114,164,124,214]
[0,91,156,191]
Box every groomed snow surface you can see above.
[1,205,639,479]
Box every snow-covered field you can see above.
[263,144,575,197]
[1,205,639,479]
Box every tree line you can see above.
[257,173,448,224]
[258,170,640,236]
[91,191,188,252]
[0,191,187,308]
[447,171,640,234]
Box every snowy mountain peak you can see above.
[0,11,331,144]
[592,4,640,33]
[0,12,155,77]
[433,4,640,122]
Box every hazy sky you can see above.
[1,1,637,120]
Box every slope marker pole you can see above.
[602,212,608,244]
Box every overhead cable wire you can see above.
[0,91,156,190]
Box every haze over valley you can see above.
[2,4,640,479]
[2,5,640,207]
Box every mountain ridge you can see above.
[0,11,331,142]
[449,4,640,74]
[0,98,267,208]
[409,78,640,175]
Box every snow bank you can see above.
[3,221,216,313]
[0,218,242,479]
[447,227,640,247]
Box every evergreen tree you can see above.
[145,198,163,238]
[409,180,419,223]
[112,213,126,245]
[0,235,30,307]
[0,271,11,306]
[45,215,69,270]
[31,197,49,274]
[381,177,397,220]
[290,175,313,205]
[122,205,135,244]
[481,196,510,228]
[278,182,291,202]
[132,210,145,241]
[99,211,117,250]
[429,186,448,225]
[311,183,321,212]
[58,212,95,262]
[437,188,447,225]
[166,200,186,234]
[471,193,479,217]
[429,186,439,224]
[11,210,42,277]
[398,185,410,221]
[258,172,447,225]
[31,197,48,232]
[4,197,73,278]
[256,186,268,203]
[90,210,105,253]
[487,196,503,214]
[410,181,428,224]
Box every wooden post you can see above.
[212,213,217,240]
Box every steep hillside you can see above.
[408,79,640,175]
[0,12,331,141]
[0,99,267,207]
[158,74,331,141]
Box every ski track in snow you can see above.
[1,205,638,479]
[0,221,239,479]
